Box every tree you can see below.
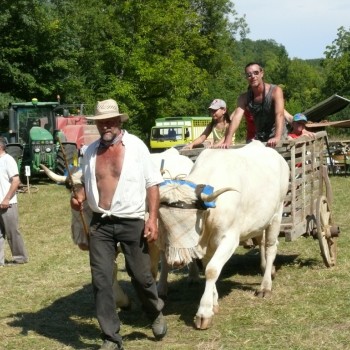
[0,0,83,101]
[69,0,248,137]
[322,26,350,98]
[284,59,324,114]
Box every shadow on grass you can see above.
[7,250,320,348]
[158,249,320,328]
[7,280,159,348]
[8,284,102,349]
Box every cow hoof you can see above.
[194,316,212,330]
[119,300,132,311]
[213,305,219,314]
[254,290,272,298]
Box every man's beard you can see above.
[101,131,115,143]
[99,130,124,148]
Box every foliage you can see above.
[0,0,83,101]
[322,26,350,98]
[0,92,18,109]
[284,59,325,114]
[0,1,349,142]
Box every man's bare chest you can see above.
[95,144,125,180]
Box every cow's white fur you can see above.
[158,141,290,329]
[150,147,193,180]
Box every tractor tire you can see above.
[6,144,23,163]
[6,144,26,183]
[56,143,78,175]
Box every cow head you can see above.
[158,180,236,267]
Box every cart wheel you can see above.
[316,195,337,267]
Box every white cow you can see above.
[157,141,290,329]
[150,147,193,180]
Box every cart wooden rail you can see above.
[179,131,338,267]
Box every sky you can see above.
[233,0,349,60]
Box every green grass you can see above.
[1,177,350,349]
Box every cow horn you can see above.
[40,164,67,183]
[200,187,238,202]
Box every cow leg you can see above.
[195,234,240,330]
[188,260,200,285]
[156,254,200,300]
[113,245,131,309]
[112,260,131,309]
[212,284,219,314]
[255,231,266,272]
[257,231,276,280]
[148,241,160,280]
[256,208,282,298]
[157,251,169,299]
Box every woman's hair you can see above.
[223,109,230,123]
[209,107,231,127]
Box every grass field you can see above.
[1,176,350,350]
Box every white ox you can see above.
[157,141,290,329]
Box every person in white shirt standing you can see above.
[0,137,28,266]
[70,99,167,350]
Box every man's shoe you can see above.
[99,340,124,350]
[5,260,28,266]
[151,312,167,340]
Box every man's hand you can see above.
[70,196,84,211]
[70,185,86,211]
[0,198,10,209]
[144,218,158,243]
[267,137,279,148]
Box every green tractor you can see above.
[0,98,99,180]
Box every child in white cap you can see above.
[183,99,235,149]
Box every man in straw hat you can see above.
[71,99,167,350]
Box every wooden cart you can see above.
[179,131,339,267]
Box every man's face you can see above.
[95,117,122,142]
[245,64,263,87]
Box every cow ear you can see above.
[195,184,216,209]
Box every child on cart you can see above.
[288,113,315,139]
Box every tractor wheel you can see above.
[56,143,78,175]
[6,144,26,182]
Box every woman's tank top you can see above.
[212,124,235,145]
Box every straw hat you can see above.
[86,99,128,122]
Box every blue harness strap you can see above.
[160,179,216,208]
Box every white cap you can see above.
[208,99,226,110]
